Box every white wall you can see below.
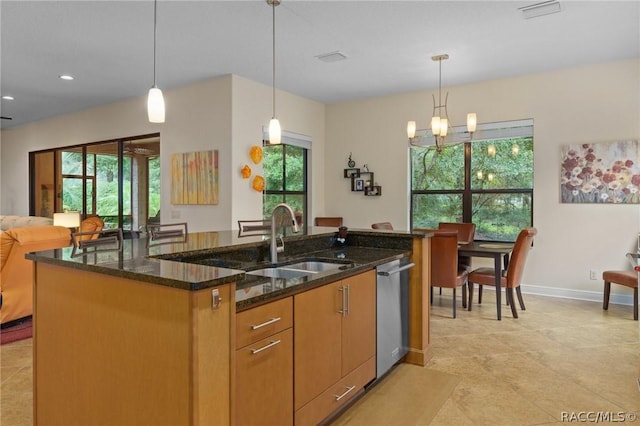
[0,74,325,232]
[326,59,640,301]
[2,60,638,301]
[230,75,325,228]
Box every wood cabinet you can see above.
[294,270,376,425]
[235,297,293,426]
[33,263,233,426]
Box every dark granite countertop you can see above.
[27,227,425,309]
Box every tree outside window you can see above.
[411,122,533,242]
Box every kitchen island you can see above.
[28,227,431,425]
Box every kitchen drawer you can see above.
[294,356,375,426]
[236,328,293,426]
[236,297,293,348]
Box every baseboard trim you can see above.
[478,284,635,306]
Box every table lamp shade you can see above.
[53,212,81,228]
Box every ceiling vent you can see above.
[519,0,561,19]
[315,51,347,63]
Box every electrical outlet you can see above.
[589,270,597,280]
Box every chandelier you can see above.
[407,54,476,152]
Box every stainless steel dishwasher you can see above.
[375,258,414,379]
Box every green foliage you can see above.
[60,151,160,228]
[263,144,306,221]
[411,136,533,242]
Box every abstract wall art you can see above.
[171,150,219,205]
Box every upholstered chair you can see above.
[79,216,104,241]
[428,230,469,318]
[467,227,537,319]
[0,225,71,324]
[602,269,638,320]
[314,217,343,227]
[371,222,394,230]
[438,222,476,270]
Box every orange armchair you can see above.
[78,216,104,241]
[1,225,71,324]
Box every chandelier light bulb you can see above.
[487,173,494,181]
[407,121,416,139]
[439,118,448,137]
[487,144,496,157]
[431,116,441,136]
[467,113,477,133]
[512,144,520,155]
[477,171,483,180]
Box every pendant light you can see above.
[148,0,165,123]
[267,0,281,144]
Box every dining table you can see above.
[457,241,515,320]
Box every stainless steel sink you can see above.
[246,261,348,279]
[282,261,345,273]
[246,267,311,279]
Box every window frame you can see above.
[262,131,311,231]
[410,120,534,242]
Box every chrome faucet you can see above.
[270,203,300,264]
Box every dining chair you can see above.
[438,222,476,270]
[602,269,638,320]
[467,227,537,319]
[429,230,469,318]
[314,217,343,227]
[372,222,394,230]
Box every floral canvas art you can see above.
[560,140,640,204]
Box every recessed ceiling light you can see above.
[2,95,15,100]
[519,1,561,19]
[59,74,74,81]
[315,51,348,63]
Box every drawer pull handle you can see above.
[250,339,281,355]
[250,317,281,330]
[334,385,356,401]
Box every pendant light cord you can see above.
[272,1,276,119]
[153,0,158,87]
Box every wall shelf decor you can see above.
[344,168,360,178]
[365,186,382,196]
[343,153,382,196]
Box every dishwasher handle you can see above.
[377,262,415,277]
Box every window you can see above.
[262,132,310,230]
[30,134,160,233]
[410,120,533,242]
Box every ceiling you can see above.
[1,0,638,129]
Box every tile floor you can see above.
[2,293,639,425]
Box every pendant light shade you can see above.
[267,0,281,144]
[148,86,165,123]
[269,117,281,145]
[148,0,165,123]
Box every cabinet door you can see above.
[236,328,293,426]
[294,281,342,410]
[341,270,376,376]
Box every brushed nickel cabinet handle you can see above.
[338,286,346,316]
[250,339,281,355]
[250,317,281,330]
[334,385,356,401]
